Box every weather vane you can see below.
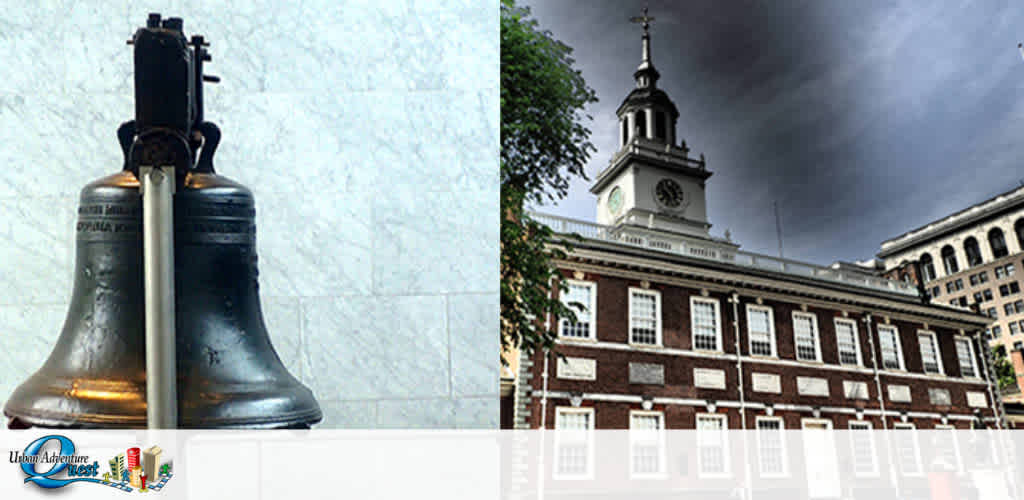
[630,6,655,34]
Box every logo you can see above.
[10,435,173,493]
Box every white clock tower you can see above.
[592,9,737,253]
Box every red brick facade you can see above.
[519,263,999,430]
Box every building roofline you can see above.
[878,184,1024,258]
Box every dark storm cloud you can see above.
[521,0,1024,265]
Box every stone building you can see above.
[510,13,1002,434]
[876,185,1024,402]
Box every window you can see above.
[621,116,629,145]
[756,417,788,477]
[973,291,983,303]
[970,274,980,286]
[999,282,1020,297]
[996,265,1007,279]
[993,325,1002,337]
[984,289,994,301]
[554,408,594,479]
[691,297,721,351]
[946,282,956,294]
[1006,303,1015,316]
[636,109,647,137]
[877,324,905,370]
[933,425,963,473]
[697,414,729,477]
[849,421,878,477]
[990,227,1009,259]
[954,336,979,378]
[930,286,941,298]
[920,253,936,281]
[1011,322,1020,335]
[1016,341,1023,351]
[834,318,861,365]
[1016,300,1024,314]
[654,111,666,140]
[559,280,596,339]
[629,411,665,477]
[892,423,922,476]
[941,245,959,274]
[979,271,989,283]
[987,307,997,318]
[1016,218,1024,251]
[793,312,821,361]
[917,331,943,375]
[629,288,661,345]
[964,237,983,267]
[746,305,776,357]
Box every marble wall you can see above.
[0,0,498,428]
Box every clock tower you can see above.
[591,8,736,252]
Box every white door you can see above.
[802,418,840,498]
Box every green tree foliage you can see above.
[501,0,597,361]
[992,345,1017,391]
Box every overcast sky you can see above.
[521,0,1024,265]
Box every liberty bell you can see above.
[3,14,322,428]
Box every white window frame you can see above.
[629,287,662,347]
[877,324,906,371]
[553,407,595,480]
[933,424,964,474]
[746,304,777,358]
[953,335,980,380]
[629,410,667,479]
[558,280,597,341]
[848,421,879,477]
[691,296,723,352]
[696,413,731,478]
[916,330,945,376]
[892,422,923,477]
[833,318,863,366]
[792,311,822,362]
[755,416,789,478]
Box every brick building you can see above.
[509,14,1003,433]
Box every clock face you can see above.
[608,186,623,214]
[654,178,684,209]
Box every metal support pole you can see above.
[141,166,177,429]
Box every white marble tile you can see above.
[61,2,134,94]
[377,398,456,429]
[366,91,498,194]
[0,304,68,404]
[0,0,69,95]
[454,397,498,429]
[449,293,499,398]
[317,400,377,429]
[0,197,72,305]
[255,189,373,298]
[206,91,375,194]
[261,296,303,381]
[373,189,497,295]
[300,295,450,401]
[439,5,500,91]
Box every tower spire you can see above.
[629,7,659,88]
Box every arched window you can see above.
[621,116,629,146]
[941,245,958,275]
[655,111,666,140]
[1016,218,1024,251]
[964,237,982,267]
[920,253,936,282]
[636,110,647,138]
[989,227,1009,259]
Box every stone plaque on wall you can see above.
[888,385,912,403]
[694,368,726,390]
[843,381,869,400]
[797,377,829,397]
[966,391,987,408]
[556,357,596,381]
[751,373,781,394]
[629,362,664,385]
[928,388,952,406]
